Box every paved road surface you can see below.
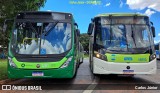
[1,59,160,93]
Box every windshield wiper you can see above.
[140,47,151,53]
[123,25,129,50]
[109,25,112,44]
[131,25,137,48]
[44,21,59,36]
[106,49,125,54]
[106,49,136,54]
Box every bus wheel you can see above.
[73,63,79,78]
[89,62,91,70]
[73,70,77,78]
[93,73,100,76]
[90,60,93,72]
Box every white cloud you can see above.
[154,40,160,44]
[126,0,160,12]
[154,40,157,44]
[144,9,156,16]
[158,33,160,37]
[47,10,52,11]
[136,12,143,15]
[105,3,110,7]
[148,2,160,12]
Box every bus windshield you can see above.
[95,17,154,54]
[12,22,71,55]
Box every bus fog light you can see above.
[8,57,17,68]
[96,54,100,58]
[60,57,73,68]
[153,54,156,58]
[150,54,156,61]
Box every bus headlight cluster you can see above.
[8,57,17,68]
[60,56,73,68]
[94,51,107,61]
[150,54,156,61]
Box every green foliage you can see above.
[0,0,46,49]
[79,33,89,53]
[0,0,46,17]
[84,54,89,58]
[0,59,7,80]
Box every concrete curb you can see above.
[0,79,17,84]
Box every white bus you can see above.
[87,13,156,75]
[156,43,160,59]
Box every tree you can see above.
[0,0,46,50]
[79,33,89,54]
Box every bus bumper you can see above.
[8,66,74,79]
[93,57,157,74]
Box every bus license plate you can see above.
[123,70,134,74]
[32,72,44,76]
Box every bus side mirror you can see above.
[87,23,93,35]
[74,23,78,28]
[2,19,14,32]
[151,26,155,37]
[150,22,153,25]
[76,29,80,37]
[3,24,7,32]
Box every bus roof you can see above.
[17,11,73,16]
[15,11,74,21]
[95,13,147,18]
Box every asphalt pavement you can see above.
[0,58,160,93]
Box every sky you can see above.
[40,0,160,44]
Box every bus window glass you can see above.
[95,17,153,53]
[13,22,71,55]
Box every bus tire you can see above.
[73,69,77,78]
[73,62,79,78]
[93,73,99,76]
[89,56,93,72]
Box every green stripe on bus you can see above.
[105,53,150,63]
[12,57,68,69]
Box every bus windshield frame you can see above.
[11,20,72,56]
[94,16,154,54]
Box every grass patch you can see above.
[84,54,89,58]
[0,59,8,80]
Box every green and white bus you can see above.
[87,13,156,75]
[4,11,82,78]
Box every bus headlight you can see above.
[150,54,156,61]
[94,51,107,61]
[60,56,73,68]
[8,57,17,68]
[96,53,100,58]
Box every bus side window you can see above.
[142,30,149,41]
[74,30,77,44]
[74,24,78,44]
